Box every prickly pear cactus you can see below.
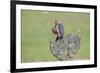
[50,33,80,61]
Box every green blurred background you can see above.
[21,10,90,63]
